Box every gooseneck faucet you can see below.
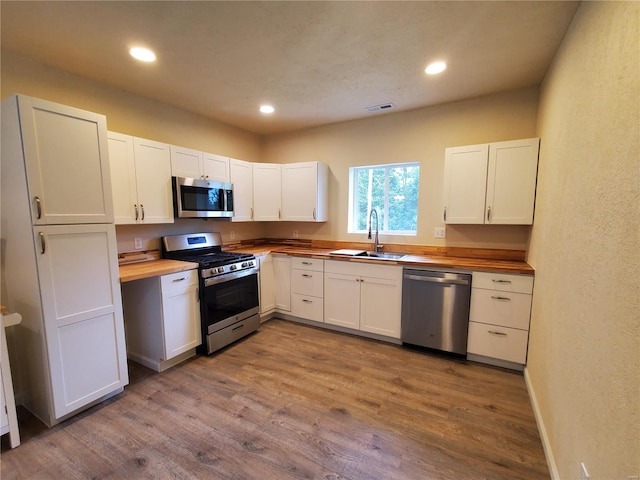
[368,208,380,252]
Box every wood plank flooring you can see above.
[1,319,549,479]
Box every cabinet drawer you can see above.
[291,269,323,297]
[291,293,324,322]
[472,272,533,294]
[161,269,198,292]
[291,257,324,272]
[470,288,532,330]
[467,322,529,364]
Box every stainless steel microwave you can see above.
[172,176,234,218]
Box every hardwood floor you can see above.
[1,319,549,479]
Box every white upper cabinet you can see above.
[203,152,230,183]
[170,145,203,179]
[170,145,230,183]
[281,162,329,222]
[108,132,173,224]
[230,158,254,221]
[442,138,540,225]
[253,163,282,221]
[13,95,114,225]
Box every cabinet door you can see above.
[108,132,139,224]
[324,272,360,329]
[442,144,489,224]
[359,274,402,338]
[282,162,323,221]
[203,153,230,183]
[253,163,281,221]
[17,95,114,225]
[34,224,128,419]
[273,256,291,311]
[230,158,254,222]
[486,138,540,225]
[170,145,203,179]
[258,255,276,315]
[161,271,201,359]
[133,138,174,224]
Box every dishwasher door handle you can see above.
[403,274,470,285]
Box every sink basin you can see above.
[358,251,407,260]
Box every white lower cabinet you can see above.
[258,255,276,317]
[122,269,201,372]
[290,257,324,322]
[467,271,534,369]
[273,255,292,311]
[324,260,402,339]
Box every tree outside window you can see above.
[349,162,420,234]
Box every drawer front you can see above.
[161,269,198,292]
[291,293,324,322]
[472,272,533,294]
[470,289,532,330]
[324,259,402,281]
[291,257,324,272]
[291,269,324,297]
[467,322,529,364]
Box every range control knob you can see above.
[241,262,248,268]
[217,267,225,274]
[230,264,237,271]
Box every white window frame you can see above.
[348,162,420,235]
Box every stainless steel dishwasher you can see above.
[401,269,472,355]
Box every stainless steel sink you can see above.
[358,251,407,260]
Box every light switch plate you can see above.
[434,227,446,238]
[134,237,143,250]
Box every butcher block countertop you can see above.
[119,259,199,283]
[226,243,535,275]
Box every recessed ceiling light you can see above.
[129,47,156,63]
[425,61,447,75]
[260,105,275,114]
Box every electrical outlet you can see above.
[293,230,299,238]
[581,463,590,480]
[134,237,142,250]
[230,231,235,240]
[434,227,446,238]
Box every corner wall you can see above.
[527,2,639,478]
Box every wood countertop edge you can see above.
[119,259,199,283]
[231,244,534,275]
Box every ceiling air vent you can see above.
[365,103,395,113]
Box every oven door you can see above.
[173,176,233,218]
[201,269,259,335]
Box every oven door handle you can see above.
[203,267,259,287]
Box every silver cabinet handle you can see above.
[487,205,491,222]
[492,279,512,284]
[34,196,42,219]
[251,207,254,220]
[302,274,312,278]
[488,330,507,336]
[278,209,281,219]
[39,231,45,254]
[172,277,187,282]
[443,206,447,222]
[141,204,145,221]
[134,204,139,221]
[302,261,312,265]
[313,208,316,220]
[491,296,511,301]
[302,299,313,303]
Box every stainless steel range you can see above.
[162,232,259,354]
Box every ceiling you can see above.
[1,1,579,135]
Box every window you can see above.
[348,162,420,235]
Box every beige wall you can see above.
[527,2,639,479]
[1,49,267,247]
[261,88,539,249]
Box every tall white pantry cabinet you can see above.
[1,95,129,427]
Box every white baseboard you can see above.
[524,366,560,480]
